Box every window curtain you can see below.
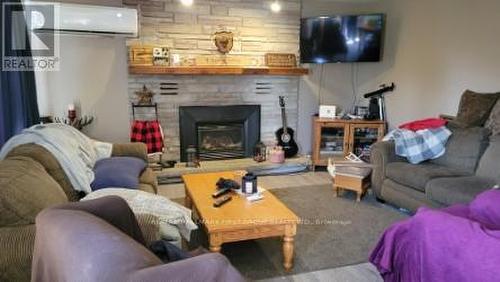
[0,0,40,146]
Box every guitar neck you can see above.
[281,107,288,133]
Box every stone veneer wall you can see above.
[125,0,302,160]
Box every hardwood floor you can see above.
[257,263,382,282]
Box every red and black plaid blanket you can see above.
[130,120,164,154]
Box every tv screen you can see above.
[300,14,384,63]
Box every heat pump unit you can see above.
[32,2,138,37]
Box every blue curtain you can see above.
[0,0,40,146]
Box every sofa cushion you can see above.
[430,126,490,174]
[426,176,496,206]
[386,162,467,192]
[485,99,500,136]
[91,157,147,191]
[453,90,499,128]
[475,135,500,184]
[381,179,441,212]
[0,157,68,227]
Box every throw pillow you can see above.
[453,90,500,128]
[91,157,146,191]
[485,99,500,136]
[469,189,500,230]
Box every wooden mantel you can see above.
[129,65,309,76]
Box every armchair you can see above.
[32,196,245,282]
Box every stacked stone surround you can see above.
[125,0,302,160]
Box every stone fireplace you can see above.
[179,105,260,161]
[129,76,298,161]
[126,0,302,161]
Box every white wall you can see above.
[297,0,384,154]
[378,0,500,126]
[37,35,130,142]
[297,0,500,154]
[34,0,130,143]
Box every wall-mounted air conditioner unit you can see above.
[32,2,138,37]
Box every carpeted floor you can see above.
[187,185,408,280]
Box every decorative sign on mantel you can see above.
[265,53,297,67]
[129,45,170,66]
[129,45,154,66]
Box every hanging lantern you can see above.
[253,142,267,162]
[242,173,258,194]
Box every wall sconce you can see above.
[180,0,193,7]
[270,1,281,13]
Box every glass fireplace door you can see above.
[197,123,246,160]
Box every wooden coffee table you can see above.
[182,171,299,271]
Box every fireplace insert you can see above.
[197,123,245,159]
[179,105,260,161]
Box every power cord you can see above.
[318,63,325,104]
[350,63,359,114]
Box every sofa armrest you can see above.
[33,206,244,282]
[370,141,405,197]
[54,196,146,245]
[0,225,36,282]
[139,168,159,194]
[112,143,148,162]
[129,253,245,282]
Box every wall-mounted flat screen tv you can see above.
[300,14,385,63]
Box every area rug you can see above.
[187,185,408,280]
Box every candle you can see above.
[68,104,76,122]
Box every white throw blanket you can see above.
[82,188,198,240]
[0,124,112,193]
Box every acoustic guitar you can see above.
[275,96,299,158]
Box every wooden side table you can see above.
[333,173,371,202]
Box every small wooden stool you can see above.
[333,173,371,202]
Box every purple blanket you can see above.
[370,189,500,282]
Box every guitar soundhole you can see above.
[281,133,291,143]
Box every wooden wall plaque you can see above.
[265,53,297,67]
[129,45,154,66]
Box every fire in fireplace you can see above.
[198,123,245,160]
[179,105,260,161]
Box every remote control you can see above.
[212,188,231,198]
[213,195,232,208]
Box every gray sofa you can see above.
[371,125,500,212]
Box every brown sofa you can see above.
[0,142,157,282]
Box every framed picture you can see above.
[153,47,169,66]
